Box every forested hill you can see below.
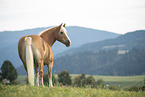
[51,30,145,76]
[52,49,145,76]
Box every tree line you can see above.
[43,70,145,91]
[43,70,106,89]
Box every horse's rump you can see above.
[18,35,45,69]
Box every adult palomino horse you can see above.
[18,23,71,87]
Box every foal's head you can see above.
[56,23,71,47]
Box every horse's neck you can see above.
[39,27,58,47]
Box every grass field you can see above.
[0,75,145,97]
[17,74,145,89]
[0,84,145,97]
[91,75,145,89]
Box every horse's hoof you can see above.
[49,85,53,87]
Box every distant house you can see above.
[2,79,10,83]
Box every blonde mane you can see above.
[39,26,58,36]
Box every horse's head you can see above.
[56,23,71,47]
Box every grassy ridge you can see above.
[0,84,145,97]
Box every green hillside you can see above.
[52,49,145,76]
[1,75,145,97]
[51,31,145,76]
[0,85,145,97]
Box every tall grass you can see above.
[0,84,145,97]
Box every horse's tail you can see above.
[25,37,34,86]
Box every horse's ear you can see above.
[59,23,63,29]
[63,23,66,27]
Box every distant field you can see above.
[17,75,27,84]
[90,75,145,89]
[0,75,144,97]
[17,74,145,89]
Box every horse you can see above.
[18,23,71,87]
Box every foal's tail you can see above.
[25,37,34,86]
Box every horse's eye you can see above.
[60,32,63,34]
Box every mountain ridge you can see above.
[0,26,119,68]
[56,30,145,57]
[51,30,145,75]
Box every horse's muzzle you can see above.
[65,40,71,47]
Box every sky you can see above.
[0,0,145,34]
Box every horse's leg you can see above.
[39,60,44,87]
[48,61,53,87]
[35,66,39,86]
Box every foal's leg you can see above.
[48,61,53,87]
[35,66,39,86]
[39,60,44,87]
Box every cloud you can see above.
[0,0,145,33]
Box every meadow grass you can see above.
[17,74,145,89]
[0,84,145,97]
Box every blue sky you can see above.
[0,0,145,34]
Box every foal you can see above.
[18,23,71,87]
